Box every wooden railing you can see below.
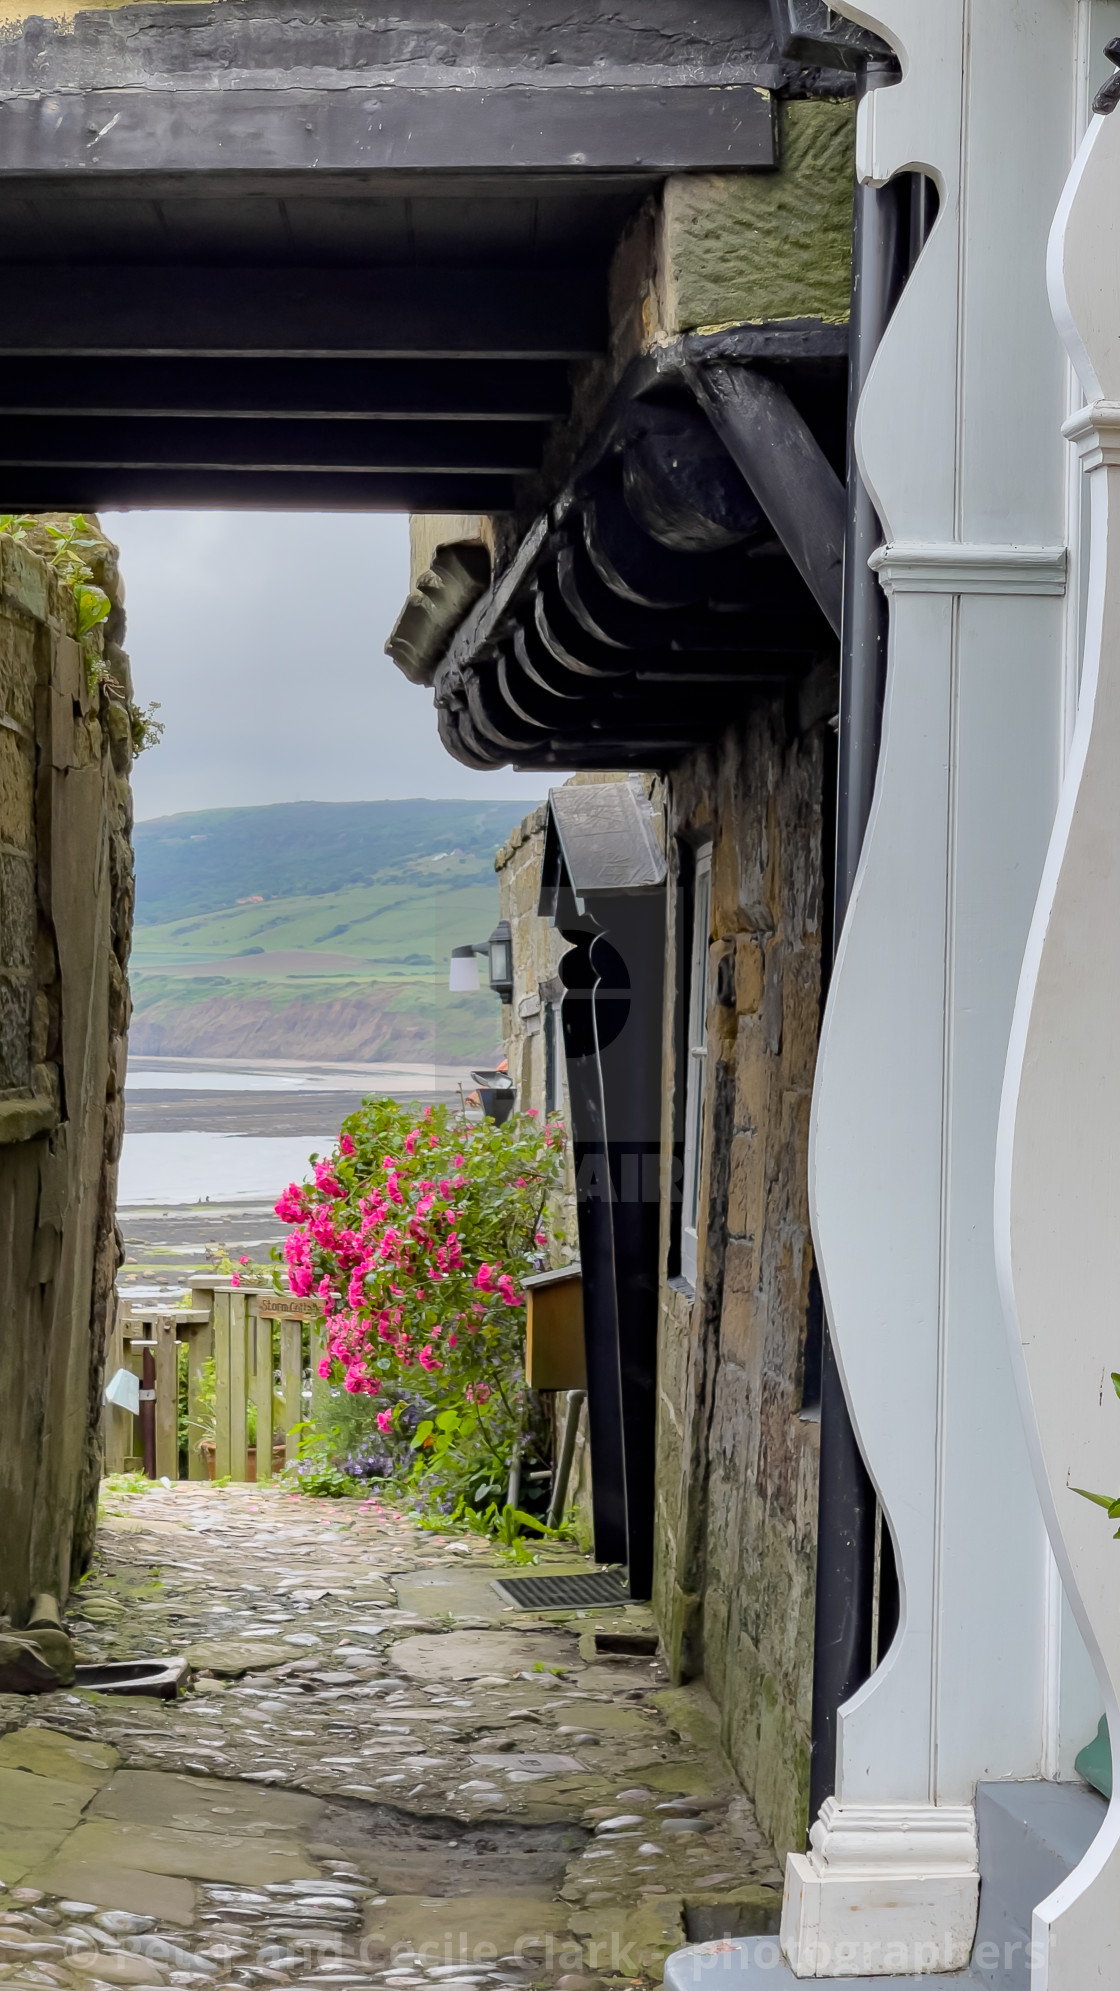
[104,1280,322,1482]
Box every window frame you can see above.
[680,845,713,1289]
[545,995,564,1116]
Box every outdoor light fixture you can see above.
[449,923,514,1003]
[448,944,482,993]
[487,920,514,1003]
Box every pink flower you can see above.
[497,1274,522,1307]
[418,1344,443,1372]
[377,1408,393,1433]
[404,1130,420,1156]
[238,1254,250,1265]
[230,1273,241,1288]
[526,1107,539,1118]
[275,1182,308,1223]
[474,1262,495,1292]
[535,1230,547,1246]
[339,1133,356,1157]
[314,1158,344,1197]
[317,1356,331,1379]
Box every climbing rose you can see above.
[275,1099,566,1476]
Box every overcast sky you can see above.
[104,511,551,821]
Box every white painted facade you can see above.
[784,1,1120,1977]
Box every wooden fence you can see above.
[104,1280,323,1482]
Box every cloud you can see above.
[103,510,554,819]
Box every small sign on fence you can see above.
[256,1295,320,1321]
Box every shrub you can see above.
[275,1098,565,1517]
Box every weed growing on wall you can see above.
[275,1098,566,1523]
[0,513,163,752]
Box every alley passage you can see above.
[0,1487,781,1991]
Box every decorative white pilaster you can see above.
[995,98,1120,1991]
[783,1801,977,1978]
[785,0,1098,1978]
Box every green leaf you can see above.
[1073,1486,1119,1511]
[1111,1372,1120,1401]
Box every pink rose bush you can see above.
[275,1097,565,1512]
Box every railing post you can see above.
[280,1318,303,1461]
[250,1296,273,1482]
[210,1288,232,1478]
[228,1289,249,1481]
[186,1303,214,1481]
[154,1316,179,1480]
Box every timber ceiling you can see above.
[0,0,855,511]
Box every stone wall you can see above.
[0,521,134,1623]
[654,703,827,1861]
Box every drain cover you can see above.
[490,1569,630,1609]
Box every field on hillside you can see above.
[135,799,529,923]
[129,799,538,1062]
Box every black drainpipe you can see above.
[808,60,915,1828]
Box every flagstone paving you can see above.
[0,1484,781,1991]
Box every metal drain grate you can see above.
[491,1568,630,1609]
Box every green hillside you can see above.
[129,799,539,1063]
[135,799,532,924]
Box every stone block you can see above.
[0,729,33,850]
[0,1725,117,1785]
[0,620,37,731]
[734,936,764,1016]
[658,100,855,334]
[21,1855,195,1925]
[52,631,82,705]
[727,1131,765,1253]
[0,970,32,1091]
[719,1238,764,1374]
[1,539,51,622]
[0,1763,95,1882]
[0,849,36,973]
[781,955,822,1091]
[51,1814,317,1886]
[734,1014,773,1132]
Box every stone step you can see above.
[969,1780,1106,1991]
[662,1780,1107,1991]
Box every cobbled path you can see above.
[0,1484,781,1991]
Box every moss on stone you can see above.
[660,98,855,333]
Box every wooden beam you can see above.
[0,468,518,512]
[0,265,604,358]
[0,85,775,177]
[0,415,548,473]
[690,360,846,636]
[0,357,572,421]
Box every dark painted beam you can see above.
[690,360,846,634]
[559,536,829,655]
[0,357,573,422]
[0,86,775,177]
[620,408,767,552]
[0,469,517,511]
[0,415,548,474]
[0,266,604,358]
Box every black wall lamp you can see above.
[448,920,514,1003]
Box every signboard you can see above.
[256,1294,320,1321]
